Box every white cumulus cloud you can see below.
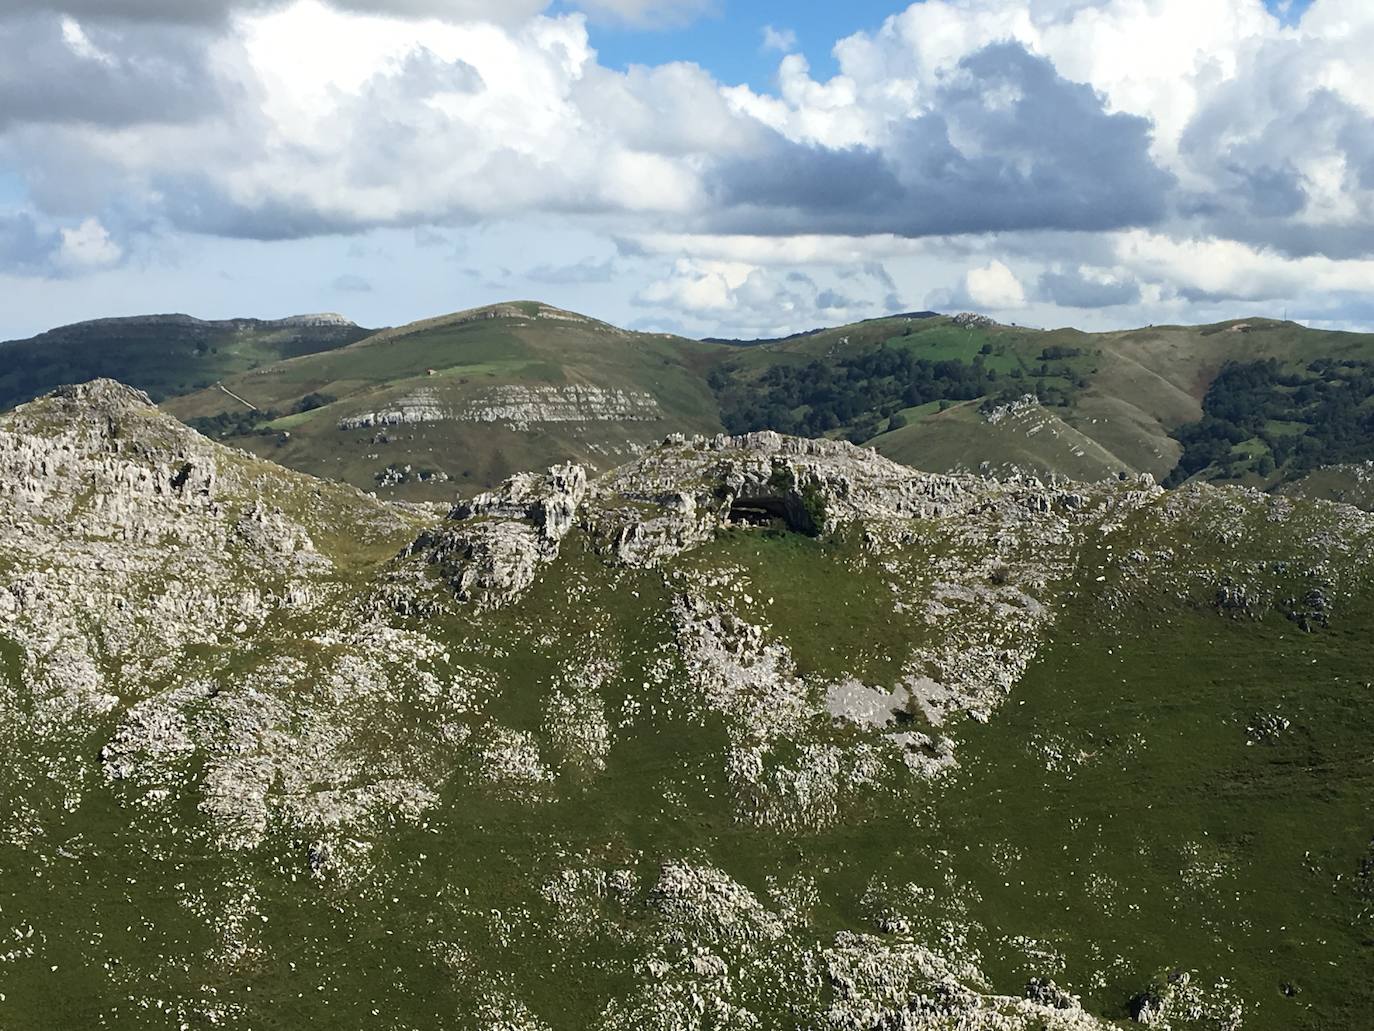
[56,218,123,271]
[963,260,1027,310]
[3,0,1374,334]
[761,25,797,53]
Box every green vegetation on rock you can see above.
[1,383,1372,1029]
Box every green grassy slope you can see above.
[164,302,728,499]
[711,314,1374,488]
[0,313,372,410]
[665,497,1374,1030]
[871,399,1132,480]
[935,556,1374,1028]
[4,404,1373,1028]
[1281,463,1374,511]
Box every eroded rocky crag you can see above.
[0,381,440,858]
[0,382,1369,1030]
[388,463,588,611]
[386,430,1166,831]
[338,385,663,432]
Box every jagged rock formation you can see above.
[368,432,1174,832]
[390,463,588,611]
[0,381,438,858]
[0,381,1371,1031]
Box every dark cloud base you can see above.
[1039,267,1142,308]
[709,44,1173,240]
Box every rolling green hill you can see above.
[870,398,1132,481]
[10,303,1374,501]
[163,301,728,499]
[1281,462,1374,510]
[0,313,373,410]
[709,314,1374,493]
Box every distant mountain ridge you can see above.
[8,300,1374,505]
[702,309,942,346]
[6,312,360,338]
[164,300,725,496]
[0,310,374,411]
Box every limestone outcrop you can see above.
[392,463,588,610]
[460,385,663,430]
[1,380,1369,1031]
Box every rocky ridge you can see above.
[1,381,1371,1030]
[339,385,664,433]
[380,430,1170,832]
[5,313,358,343]
[0,381,437,858]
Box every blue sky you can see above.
[0,172,27,207]
[1266,0,1314,25]
[585,1,1317,86]
[569,1,904,89]
[1,0,1371,340]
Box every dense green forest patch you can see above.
[1167,358,1374,486]
[710,329,1087,444]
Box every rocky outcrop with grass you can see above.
[0,381,1370,1030]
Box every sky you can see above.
[0,0,1371,340]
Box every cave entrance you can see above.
[729,495,811,534]
[729,503,783,528]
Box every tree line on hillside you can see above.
[1167,358,1374,485]
[709,344,1081,444]
[0,333,234,410]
